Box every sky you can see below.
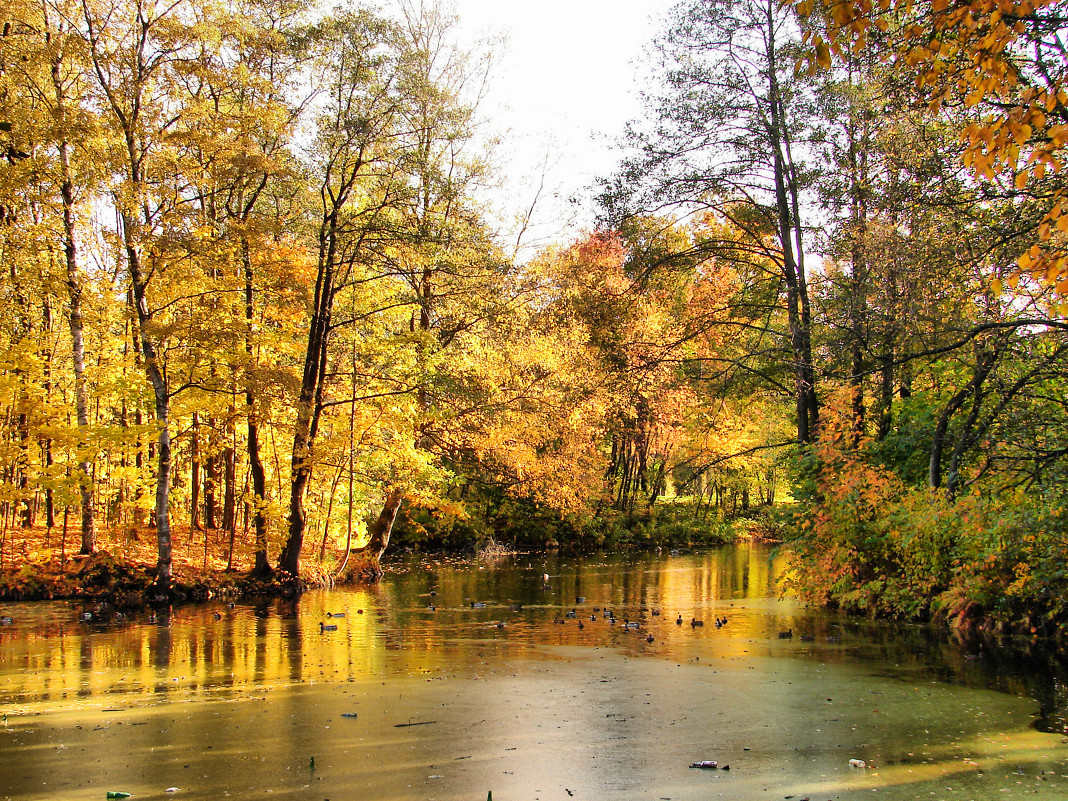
[449,0,677,257]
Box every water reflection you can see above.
[0,544,1067,801]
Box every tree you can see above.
[602,0,820,443]
[798,0,1068,294]
[277,8,421,578]
[176,0,307,573]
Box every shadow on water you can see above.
[0,543,1066,801]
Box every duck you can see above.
[800,634,815,642]
[320,622,338,632]
[428,604,436,612]
[778,629,793,639]
[0,616,12,625]
[676,615,683,626]
[326,612,346,618]
[691,618,703,628]
[645,634,655,643]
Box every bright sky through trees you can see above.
[451,0,675,254]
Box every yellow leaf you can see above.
[816,41,832,68]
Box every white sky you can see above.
[449,0,677,257]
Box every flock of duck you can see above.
[404,593,747,644]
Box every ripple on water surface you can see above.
[0,545,1066,801]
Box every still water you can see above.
[1,544,1067,801]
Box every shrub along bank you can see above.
[783,432,1068,637]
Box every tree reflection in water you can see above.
[0,544,1066,800]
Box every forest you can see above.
[0,0,1065,633]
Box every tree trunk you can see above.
[929,344,996,491]
[52,60,96,553]
[191,412,202,532]
[244,239,272,575]
[222,438,236,534]
[205,439,219,531]
[767,18,817,444]
[124,224,173,592]
[279,302,331,576]
[348,488,404,581]
[847,106,869,447]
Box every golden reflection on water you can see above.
[0,545,1067,801]
[0,545,1009,703]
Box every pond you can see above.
[1,543,1067,801]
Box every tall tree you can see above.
[602,0,819,443]
[277,8,408,578]
[80,0,228,591]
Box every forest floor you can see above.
[0,522,322,607]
